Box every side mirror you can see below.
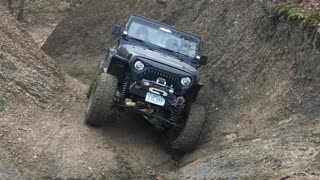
[112,25,122,36]
[199,55,208,66]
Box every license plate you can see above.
[145,92,165,106]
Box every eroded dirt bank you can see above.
[0,6,173,179]
[1,0,320,179]
[43,0,320,179]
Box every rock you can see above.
[225,133,238,142]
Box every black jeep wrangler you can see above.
[86,15,208,152]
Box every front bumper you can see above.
[129,79,179,107]
[113,79,186,127]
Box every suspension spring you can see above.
[169,111,180,123]
[119,74,129,99]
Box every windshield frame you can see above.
[124,15,201,58]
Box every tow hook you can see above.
[174,96,185,107]
[130,81,138,89]
[177,96,185,105]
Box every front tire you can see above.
[87,59,107,98]
[168,103,206,152]
[85,73,118,126]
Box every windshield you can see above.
[127,21,199,58]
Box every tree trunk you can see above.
[17,0,25,21]
[7,0,14,14]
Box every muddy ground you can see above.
[1,0,320,179]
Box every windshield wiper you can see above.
[128,36,143,43]
[126,37,154,50]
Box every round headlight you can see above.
[181,77,191,86]
[134,61,144,71]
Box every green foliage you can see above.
[274,3,320,28]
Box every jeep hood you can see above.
[118,44,198,75]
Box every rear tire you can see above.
[168,103,206,152]
[85,73,118,126]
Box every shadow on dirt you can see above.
[103,110,185,157]
[100,111,161,147]
[86,110,179,177]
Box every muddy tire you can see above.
[87,59,107,98]
[169,103,206,152]
[85,73,118,126]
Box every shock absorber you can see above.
[119,73,129,100]
[170,96,185,124]
[169,110,180,123]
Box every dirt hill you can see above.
[0,5,175,179]
[0,7,63,110]
[1,0,320,179]
[42,0,320,179]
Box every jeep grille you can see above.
[139,69,180,90]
